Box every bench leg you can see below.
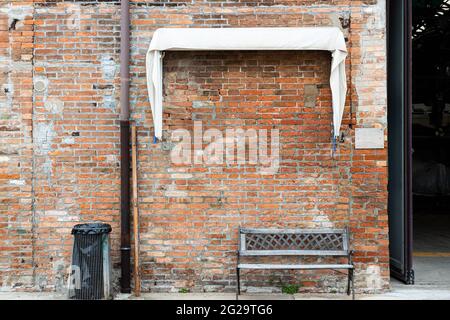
[347,269,351,296]
[236,267,241,296]
[351,269,355,300]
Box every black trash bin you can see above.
[68,223,112,300]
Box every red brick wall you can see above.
[139,50,356,293]
[31,1,121,291]
[0,0,389,294]
[0,1,34,290]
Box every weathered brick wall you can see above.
[142,50,354,293]
[0,0,388,294]
[0,0,34,290]
[31,1,122,291]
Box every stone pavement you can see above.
[1,281,450,300]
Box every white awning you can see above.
[146,27,348,140]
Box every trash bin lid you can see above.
[71,223,112,235]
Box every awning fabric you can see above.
[146,27,348,140]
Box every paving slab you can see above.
[135,293,237,300]
[239,294,294,300]
[1,283,450,300]
[0,292,66,300]
[293,294,351,300]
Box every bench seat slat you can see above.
[238,264,354,270]
[240,250,349,256]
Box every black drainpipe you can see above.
[120,0,131,293]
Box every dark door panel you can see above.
[387,0,414,284]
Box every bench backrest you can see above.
[239,228,350,257]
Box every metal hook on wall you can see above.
[340,131,346,143]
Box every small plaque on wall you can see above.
[355,128,385,149]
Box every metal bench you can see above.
[237,227,355,299]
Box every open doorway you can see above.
[388,0,450,285]
[412,0,450,285]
